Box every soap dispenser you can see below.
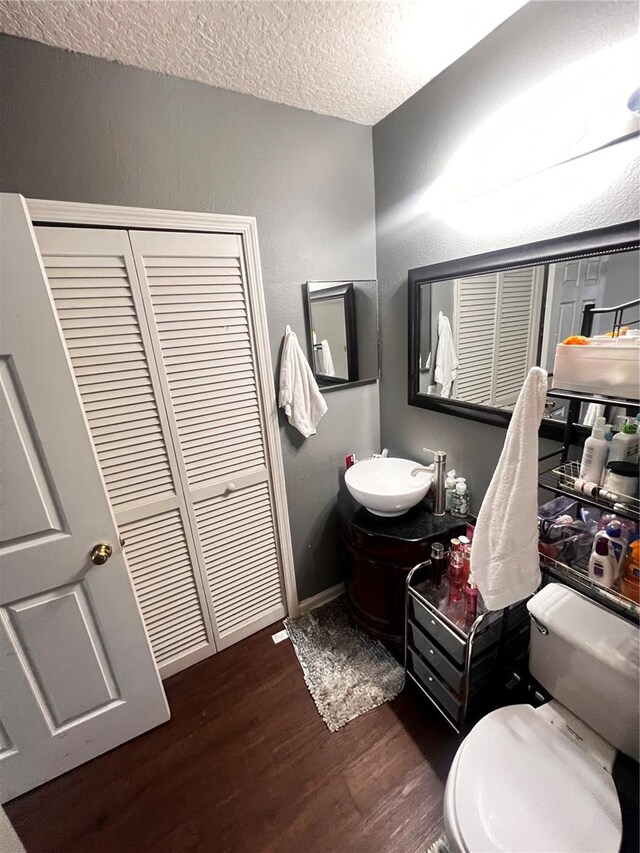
[608,418,640,465]
[444,470,457,511]
[451,480,469,518]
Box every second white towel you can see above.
[471,366,548,610]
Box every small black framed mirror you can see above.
[408,222,640,439]
[305,279,379,390]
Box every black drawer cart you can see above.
[404,561,530,734]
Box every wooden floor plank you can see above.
[5,626,458,853]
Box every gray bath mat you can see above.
[284,595,404,732]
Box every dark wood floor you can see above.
[6,625,459,853]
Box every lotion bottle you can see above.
[593,519,627,575]
[608,418,640,465]
[588,537,617,587]
[579,417,610,484]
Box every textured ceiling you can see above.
[0,0,526,124]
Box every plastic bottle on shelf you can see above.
[608,418,640,465]
[430,542,447,590]
[461,543,471,584]
[588,537,617,587]
[593,519,627,576]
[463,574,478,623]
[448,549,464,603]
[579,417,610,484]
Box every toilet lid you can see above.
[449,705,622,853]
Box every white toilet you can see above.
[443,583,639,853]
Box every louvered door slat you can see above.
[37,226,216,677]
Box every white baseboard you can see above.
[298,582,344,614]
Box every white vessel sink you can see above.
[344,457,433,517]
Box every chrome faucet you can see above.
[411,447,447,517]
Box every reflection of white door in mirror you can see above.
[451,267,544,408]
[541,257,607,419]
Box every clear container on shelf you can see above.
[552,340,640,400]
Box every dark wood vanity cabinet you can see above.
[337,486,468,647]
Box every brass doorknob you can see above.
[90,543,113,565]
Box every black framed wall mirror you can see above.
[305,280,379,390]
[408,223,640,439]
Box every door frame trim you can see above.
[26,197,299,619]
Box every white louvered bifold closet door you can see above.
[453,273,498,405]
[492,267,542,407]
[129,230,285,650]
[35,227,217,677]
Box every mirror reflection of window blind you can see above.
[454,268,542,407]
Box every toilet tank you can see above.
[527,583,639,761]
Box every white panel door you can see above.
[543,257,608,371]
[34,226,217,678]
[0,194,169,802]
[129,231,286,650]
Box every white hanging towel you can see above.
[320,339,335,376]
[471,366,548,610]
[279,325,327,438]
[434,311,458,398]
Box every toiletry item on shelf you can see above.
[579,417,610,484]
[444,470,457,511]
[621,540,640,603]
[431,542,447,590]
[571,478,620,504]
[597,511,617,531]
[463,574,478,623]
[602,461,639,498]
[593,511,638,545]
[451,481,469,518]
[608,418,640,465]
[345,453,356,470]
[621,574,640,604]
[538,519,593,564]
[450,537,461,552]
[538,495,596,563]
[448,548,464,603]
[594,520,627,575]
[461,543,471,584]
[539,495,578,522]
[588,537,617,587]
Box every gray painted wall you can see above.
[0,34,379,601]
[373,0,639,511]
[602,250,640,315]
